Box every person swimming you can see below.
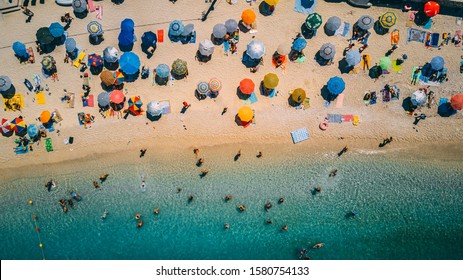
[224,223,230,230]
[188,195,194,202]
[140,180,146,191]
[237,204,246,212]
[93,181,100,188]
[101,209,108,219]
[99,174,109,182]
[135,213,141,220]
[224,195,233,201]
[329,169,338,177]
[153,208,159,215]
[265,202,272,212]
[278,197,284,204]
[266,219,273,224]
[137,221,144,228]
[281,225,288,231]
[313,243,325,249]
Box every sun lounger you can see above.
[390,29,399,45]
[73,51,86,68]
[455,30,462,47]
[36,91,46,104]
[361,54,370,69]
[53,110,63,123]
[157,30,164,43]
[27,47,35,63]
[45,138,53,152]
[291,127,310,144]
[327,114,342,123]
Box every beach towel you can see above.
[3,94,24,112]
[423,19,433,29]
[327,114,342,123]
[303,98,310,110]
[190,31,196,43]
[223,40,230,55]
[83,94,94,107]
[249,92,258,104]
[392,60,402,73]
[369,91,377,105]
[361,54,370,69]
[87,0,96,12]
[77,112,85,125]
[410,66,422,83]
[455,30,462,47]
[159,100,171,114]
[342,114,354,122]
[53,110,63,123]
[407,28,427,44]
[36,91,46,104]
[67,92,75,108]
[73,51,86,68]
[45,138,53,152]
[15,145,29,155]
[95,5,103,20]
[294,0,317,15]
[353,116,359,126]
[391,29,400,45]
[291,127,310,144]
[439,97,448,106]
[381,89,391,102]
[425,32,440,48]
[295,55,306,63]
[157,30,164,43]
[335,94,344,108]
[335,22,351,37]
[27,47,35,63]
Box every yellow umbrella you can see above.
[263,73,279,89]
[264,0,279,5]
[291,88,306,103]
[238,106,253,122]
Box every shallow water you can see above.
[0,147,462,260]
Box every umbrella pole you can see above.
[201,0,218,22]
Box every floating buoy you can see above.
[319,119,329,131]
[35,227,39,231]
[29,200,33,205]
[39,243,43,248]
[33,215,38,220]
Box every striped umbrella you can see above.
[128,96,143,115]
[41,56,55,70]
[114,71,125,85]
[379,11,397,29]
[171,59,188,76]
[1,118,11,134]
[305,13,322,30]
[197,82,210,95]
[87,21,103,36]
[10,117,26,135]
[209,78,222,92]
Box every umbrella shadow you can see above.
[141,44,156,59]
[118,43,134,52]
[73,10,88,20]
[90,66,103,76]
[234,114,246,127]
[104,61,119,71]
[373,21,389,36]
[321,85,335,102]
[241,51,260,68]
[2,85,16,99]
[438,102,457,117]
[314,52,330,66]
[238,20,251,33]
[287,95,302,107]
[401,97,415,112]
[236,87,250,100]
[338,58,354,74]
[301,24,316,40]
[259,1,273,17]
[100,82,114,92]
[171,72,187,80]
[210,34,225,46]
[122,71,140,83]
[147,114,162,122]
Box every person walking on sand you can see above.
[338,146,348,157]
[411,67,421,85]
[193,148,199,158]
[197,157,204,166]
[221,107,228,115]
[256,151,262,158]
[140,149,147,157]
[100,174,109,182]
[234,149,241,161]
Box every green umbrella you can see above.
[36,27,54,45]
[379,11,397,29]
[171,59,188,76]
[305,13,322,31]
[379,56,391,70]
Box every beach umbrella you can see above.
[379,56,392,70]
[40,110,51,123]
[103,46,118,63]
[438,102,457,117]
[97,91,110,107]
[209,78,222,92]
[36,27,54,45]
[72,0,87,13]
[114,71,125,85]
[12,41,27,57]
[155,64,170,78]
[263,73,279,89]
[198,39,215,56]
[246,40,266,59]
[181,24,195,36]
[305,13,322,30]
[277,42,292,55]
[450,94,463,110]
[327,76,345,95]
[87,21,103,36]
[49,22,64,38]
[430,56,445,71]
[118,31,135,46]
[121,18,135,32]
[88,54,103,67]
[10,117,26,135]
[119,52,140,75]
[369,66,382,79]
[0,76,12,92]
[171,59,188,76]
[424,1,440,17]
[197,82,211,95]
[319,43,336,60]
[291,88,306,103]
[357,15,374,30]
[225,19,238,33]
[411,89,427,106]
[345,49,361,66]
[238,106,253,122]
[27,124,39,138]
[128,96,143,115]
[264,0,279,5]
[65,38,77,53]
[169,20,184,36]
[1,119,11,134]
[379,11,397,29]
[239,79,255,95]
[292,37,307,51]
[324,16,341,35]
[212,23,227,38]
[41,56,55,70]
[241,9,256,25]
[100,70,115,86]
[141,31,157,46]
[110,90,125,104]
[147,101,163,117]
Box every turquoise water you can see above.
[0,148,462,260]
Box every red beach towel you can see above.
[88,0,96,12]
[157,30,164,43]
[87,95,94,107]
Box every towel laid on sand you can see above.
[291,127,310,144]
[407,28,427,44]
[327,114,342,123]
[294,0,317,15]
[36,91,46,104]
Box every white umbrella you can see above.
[103,47,119,63]
[147,101,163,117]
[246,40,266,59]
[198,39,215,56]
[411,90,427,106]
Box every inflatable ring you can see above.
[319,121,328,131]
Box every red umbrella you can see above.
[424,1,440,17]
[450,94,463,110]
[239,79,255,95]
[110,90,125,104]
[1,118,11,134]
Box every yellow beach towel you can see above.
[353,116,359,126]
[361,54,371,69]
[392,60,402,73]
[73,51,86,68]
[3,94,24,111]
[36,91,46,104]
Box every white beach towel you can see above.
[96,5,103,20]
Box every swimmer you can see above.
[135,213,141,220]
[137,221,144,228]
[278,197,284,204]
[266,219,273,224]
[67,199,74,208]
[140,181,146,190]
[224,195,233,201]
[188,195,194,202]
[197,158,204,166]
[265,201,272,212]
[237,204,246,212]
[329,169,338,177]
[93,181,100,188]
[193,148,199,157]
[200,169,209,177]
[101,209,108,219]
[315,186,322,193]
[176,187,182,193]
[100,174,109,181]
[224,223,230,230]
[281,225,288,231]
[313,243,325,249]
[153,208,159,215]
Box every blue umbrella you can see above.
[169,20,184,36]
[141,31,157,46]
[438,102,457,117]
[65,38,77,53]
[98,91,110,107]
[49,22,64,38]
[12,41,27,57]
[327,76,345,95]
[118,31,135,46]
[345,49,361,66]
[119,52,140,75]
[292,37,307,51]
[430,56,444,71]
[121,18,135,33]
[27,124,39,138]
[155,64,170,78]
[197,82,210,95]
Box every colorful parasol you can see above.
[424,1,440,17]
[114,70,125,85]
[87,21,103,36]
[291,88,306,103]
[40,110,51,123]
[110,90,125,104]
[171,59,188,76]
[450,94,463,111]
[263,73,279,89]
[209,78,222,92]
[379,11,397,29]
[128,96,143,115]
[1,118,11,134]
[10,117,26,135]
[238,106,254,123]
[87,54,103,67]
[305,13,323,30]
[197,82,210,95]
[241,9,256,25]
[41,55,55,70]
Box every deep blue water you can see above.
[0,150,462,260]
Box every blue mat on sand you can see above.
[244,92,258,104]
[294,0,317,15]
[327,114,342,123]
[439,97,448,106]
[291,127,310,144]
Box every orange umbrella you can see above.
[40,110,51,123]
[239,79,255,95]
[238,106,253,122]
[450,94,463,110]
[241,9,256,25]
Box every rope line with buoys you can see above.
[30,200,46,260]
